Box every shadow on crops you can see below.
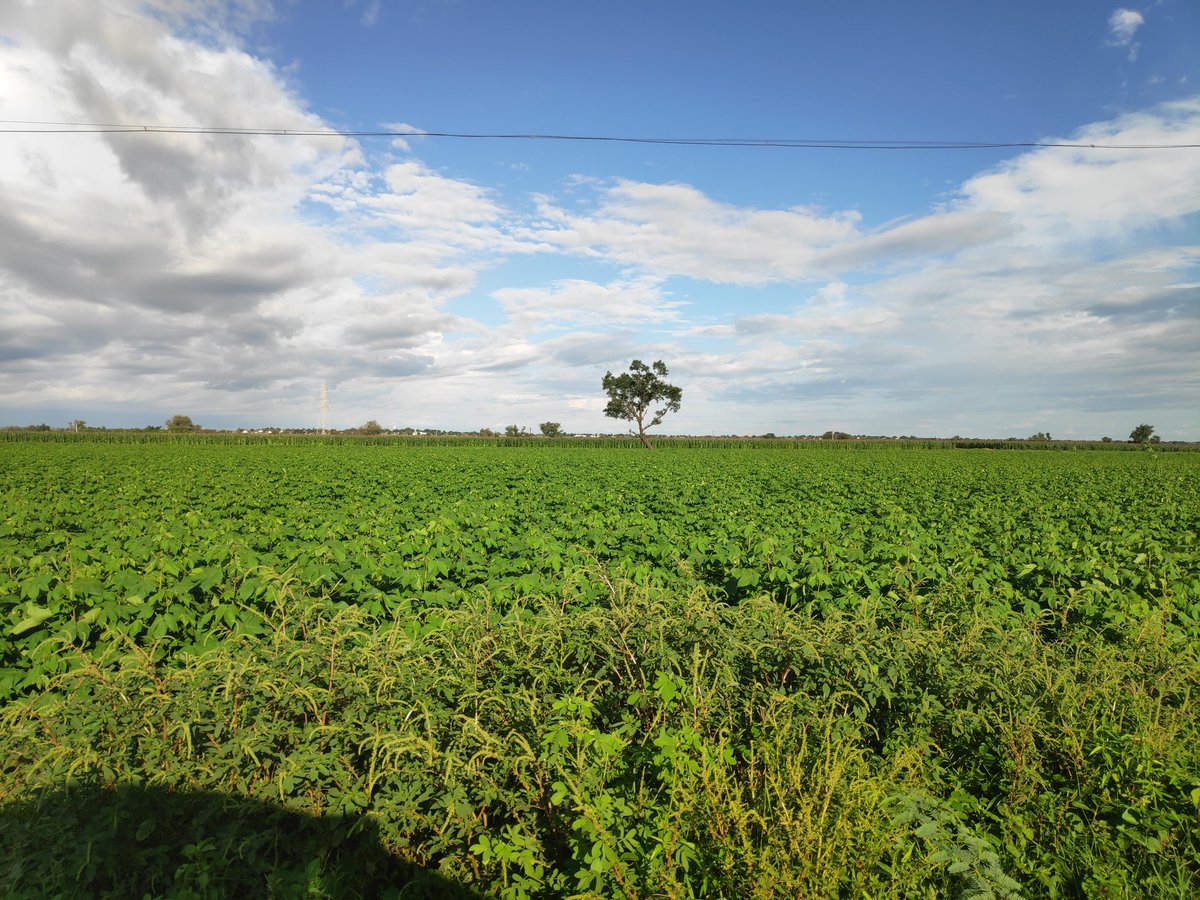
[0,782,479,899]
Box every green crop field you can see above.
[1,439,1198,898]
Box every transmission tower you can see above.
[318,383,329,434]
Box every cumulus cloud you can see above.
[688,282,898,341]
[376,161,501,227]
[815,211,1013,272]
[310,159,526,261]
[492,277,682,331]
[0,0,533,424]
[959,101,1200,241]
[0,0,1196,436]
[666,101,1200,436]
[529,180,861,284]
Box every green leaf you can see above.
[10,606,54,636]
[914,821,939,840]
[20,574,54,600]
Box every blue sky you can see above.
[1,0,1197,438]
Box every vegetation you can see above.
[601,359,682,449]
[1130,424,1156,444]
[165,414,199,433]
[1,440,1197,897]
[539,422,563,437]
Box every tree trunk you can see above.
[636,419,654,450]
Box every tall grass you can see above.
[3,574,1196,897]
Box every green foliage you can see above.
[1130,423,1155,444]
[538,422,562,437]
[0,785,467,898]
[4,583,1197,896]
[601,359,682,449]
[165,414,199,433]
[1,442,1198,896]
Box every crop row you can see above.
[2,444,1197,694]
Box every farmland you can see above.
[1,439,1198,898]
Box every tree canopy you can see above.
[601,359,682,450]
[165,415,199,433]
[1129,424,1155,444]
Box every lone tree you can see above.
[539,421,563,437]
[602,359,682,450]
[1129,423,1155,444]
[166,414,199,433]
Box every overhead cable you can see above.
[0,119,1195,150]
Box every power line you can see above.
[0,119,1195,150]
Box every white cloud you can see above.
[1107,8,1145,46]
[0,0,1196,437]
[529,180,861,284]
[380,121,426,152]
[310,159,529,261]
[378,161,501,225]
[0,0,529,423]
[663,102,1200,436]
[492,277,682,331]
[957,100,1200,242]
[816,211,1012,272]
[688,281,898,341]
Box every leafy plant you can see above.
[1,440,1198,896]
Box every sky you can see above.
[0,0,1197,439]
